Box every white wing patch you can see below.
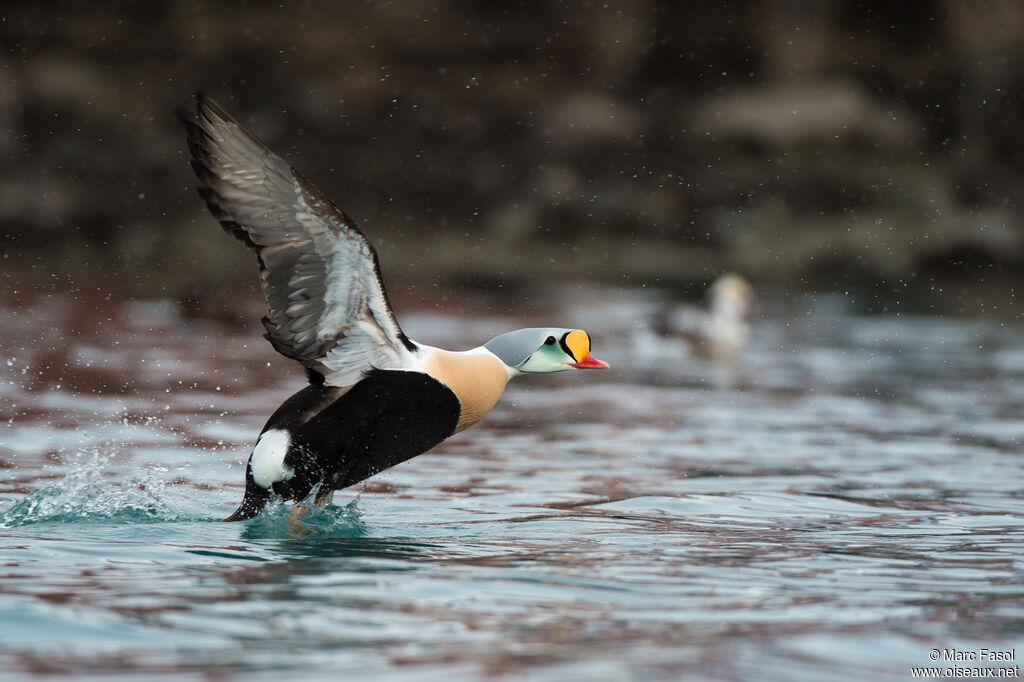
[320,318,407,387]
[315,233,416,387]
[250,429,294,489]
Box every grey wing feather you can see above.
[181,93,417,386]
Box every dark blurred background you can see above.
[3,1,1023,312]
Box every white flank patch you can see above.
[250,429,294,489]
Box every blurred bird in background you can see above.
[656,274,759,365]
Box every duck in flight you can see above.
[180,94,608,521]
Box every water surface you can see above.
[2,287,1022,680]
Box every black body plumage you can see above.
[225,370,461,521]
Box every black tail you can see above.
[222,482,271,522]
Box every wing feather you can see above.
[180,93,417,386]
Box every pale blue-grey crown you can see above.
[484,328,575,368]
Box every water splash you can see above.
[241,497,368,539]
[0,450,186,527]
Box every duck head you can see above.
[485,328,609,375]
[709,273,758,320]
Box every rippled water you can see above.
[2,286,1023,681]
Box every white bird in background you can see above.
[657,274,758,364]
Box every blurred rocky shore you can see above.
[3,1,1023,306]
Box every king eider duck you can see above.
[180,94,609,521]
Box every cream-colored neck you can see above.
[421,347,511,433]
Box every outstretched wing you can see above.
[181,93,418,386]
